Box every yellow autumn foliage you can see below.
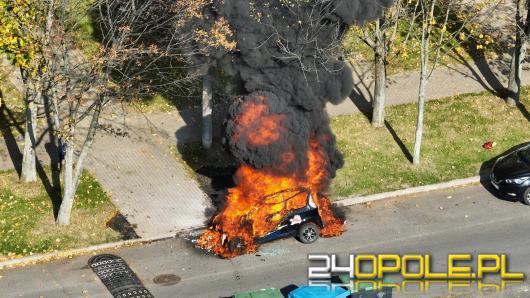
[0,0,46,73]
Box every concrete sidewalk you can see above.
[85,134,210,238]
[140,60,530,145]
[327,60,530,116]
[84,106,211,238]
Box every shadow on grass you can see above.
[445,7,512,101]
[347,65,413,163]
[384,120,413,163]
[0,99,62,217]
[42,92,63,218]
[517,102,530,122]
[0,97,24,175]
[449,26,530,122]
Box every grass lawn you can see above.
[0,169,121,261]
[330,89,530,198]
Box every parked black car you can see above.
[490,142,530,204]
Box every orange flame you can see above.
[197,97,344,258]
[231,95,286,146]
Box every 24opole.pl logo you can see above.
[308,253,525,293]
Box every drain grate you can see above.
[153,274,181,286]
[88,254,154,298]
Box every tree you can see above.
[507,0,530,107]
[0,0,49,182]
[192,11,237,150]
[408,0,500,165]
[354,0,404,127]
[55,0,207,224]
[202,73,213,149]
[1,0,231,224]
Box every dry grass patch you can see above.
[0,169,120,260]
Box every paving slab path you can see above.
[135,60,530,144]
[327,59,530,116]
[84,107,211,238]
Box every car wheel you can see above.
[298,222,320,244]
[522,187,530,205]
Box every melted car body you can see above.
[255,191,323,244]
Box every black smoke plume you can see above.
[203,0,393,189]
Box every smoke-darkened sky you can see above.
[205,0,393,189]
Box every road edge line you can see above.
[0,233,177,270]
[333,176,482,207]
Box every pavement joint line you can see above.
[0,176,484,270]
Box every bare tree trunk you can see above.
[413,19,430,166]
[413,70,427,165]
[56,103,101,225]
[21,0,55,183]
[507,45,522,106]
[20,85,39,182]
[202,74,212,149]
[372,18,387,128]
[57,133,74,225]
[507,0,529,106]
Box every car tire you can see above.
[522,187,530,205]
[298,222,320,244]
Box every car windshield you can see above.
[519,145,530,164]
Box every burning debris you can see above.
[196,0,392,258]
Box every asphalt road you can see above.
[2,183,530,298]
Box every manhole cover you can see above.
[88,254,154,298]
[153,274,181,286]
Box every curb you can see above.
[0,233,175,271]
[333,176,482,207]
[0,177,482,270]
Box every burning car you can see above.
[193,0,391,259]
[254,189,323,245]
[198,186,344,258]
[220,189,327,255]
